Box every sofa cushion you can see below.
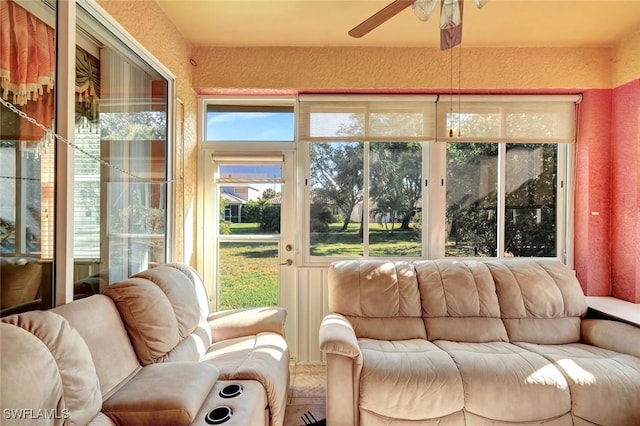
[2,311,103,425]
[328,260,426,340]
[102,362,219,426]
[103,266,206,365]
[52,295,141,398]
[435,341,571,423]
[201,332,290,426]
[487,259,587,344]
[358,339,464,422]
[0,256,42,308]
[517,342,640,426]
[415,260,508,342]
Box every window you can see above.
[206,104,295,142]
[0,0,56,315]
[0,0,173,315]
[300,94,578,264]
[72,7,171,286]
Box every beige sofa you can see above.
[319,259,640,425]
[1,263,290,426]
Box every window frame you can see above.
[299,94,577,267]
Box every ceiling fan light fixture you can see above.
[440,0,462,29]
[412,0,438,22]
[473,0,489,8]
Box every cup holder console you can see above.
[204,383,245,424]
[219,383,243,399]
[205,406,233,425]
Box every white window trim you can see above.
[299,94,578,267]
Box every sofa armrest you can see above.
[207,306,287,342]
[581,319,640,358]
[319,313,362,361]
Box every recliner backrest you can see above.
[1,311,103,425]
[327,260,426,340]
[103,264,212,365]
[52,295,142,399]
[415,259,509,342]
[486,259,588,344]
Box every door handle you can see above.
[280,259,293,266]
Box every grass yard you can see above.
[218,222,480,311]
[311,222,421,256]
[218,241,279,310]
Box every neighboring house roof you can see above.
[266,196,281,205]
[221,192,246,204]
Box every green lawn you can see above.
[219,222,479,310]
[311,222,421,256]
[218,241,278,310]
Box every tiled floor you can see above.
[284,364,326,426]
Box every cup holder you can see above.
[205,406,232,425]
[219,383,243,399]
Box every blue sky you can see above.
[206,111,294,141]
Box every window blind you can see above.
[298,95,438,142]
[437,94,581,144]
[299,94,580,144]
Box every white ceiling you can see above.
[155,0,640,48]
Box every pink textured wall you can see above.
[611,79,640,302]
[574,90,612,296]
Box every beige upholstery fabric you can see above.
[328,260,426,340]
[581,318,640,358]
[201,332,290,426]
[103,277,182,365]
[415,260,508,342]
[1,321,65,426]
[0,257,42,308]
[52,295,141,398]
[321,259,640,426]
[436,341,571,423]
[193,380,268,426]
[102,362,219,425]
[359,339,464,422]
[2,311,103,425]
[208,307,287,342]
[134,266,202,340]
[102,263,289,426]
[487,260,588,343]
[517,342,640,425]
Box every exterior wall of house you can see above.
[97,0,197,266]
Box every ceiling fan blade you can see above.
[349,0,416,38]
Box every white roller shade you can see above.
[437,95,581,144]
[299,95,438,142]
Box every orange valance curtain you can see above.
[0,0,55,141]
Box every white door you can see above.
[202,152,296,359]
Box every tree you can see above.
[369,142,422,230]
[310,142,363,231]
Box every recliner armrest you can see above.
[319,313,362,362]
[207,306,287,342]
[581,318,640,358]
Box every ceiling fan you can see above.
[349,0,488,50]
